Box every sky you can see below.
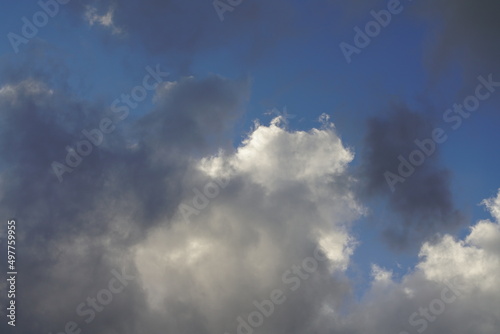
[0,0,500,333]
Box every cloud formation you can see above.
[0,63,251,333]
[133,115,364,334]
[415,0,500,85]
[1,2,499,333]
[0,62,365,334]
[65,0,298,69]
[359,106,464,250]
[343,189,500,334]
[0,65,499,333]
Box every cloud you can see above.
[414,0,500,85]
[66,0,298,69]
[0,63,251,333]
[334,0,500,88]
[359,105,465,250]
[84,4,123,35]
[132,115,364,334]
[0,60,498,334]
[0,61,366,333]
[342,189,500,334]
[135,75,250,156]
[1,2,498,334]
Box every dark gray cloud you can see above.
[359,105,465,250]
[0,55,250,333]
[334,0,500,88]
[64,0,298,71]
[414,0,500,86]
[347,0,500,87]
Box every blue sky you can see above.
[1,1,500,334]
